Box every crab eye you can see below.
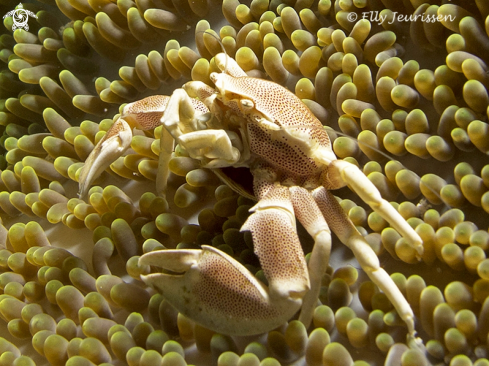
[240,99,254,110]
[210,72,219,82]
[210,72,223,89]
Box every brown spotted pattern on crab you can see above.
[79,53,424,347]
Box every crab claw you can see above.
[139,245,303,336]
[78,118,132,198]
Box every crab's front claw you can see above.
[78,118,133,197]
[139,245,302,336]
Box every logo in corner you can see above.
[3,3,37,31]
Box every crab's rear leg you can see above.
[324,160,424,257]
[288,185,332,328]
[312,187,423,349]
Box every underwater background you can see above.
[0,0,489,365]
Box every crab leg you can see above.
[286,186,332,328]
[156,127,174,197]
[124,96,173,197]
[78,92,213,198]
[312,187,422,347]
[177,130,242,167]
[159,88,211,138]
[242,183,310,301]
[325,159,424,257]
[159,87,246,168]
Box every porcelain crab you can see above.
[79,53,424,345]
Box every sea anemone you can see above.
[0,0,489,365]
